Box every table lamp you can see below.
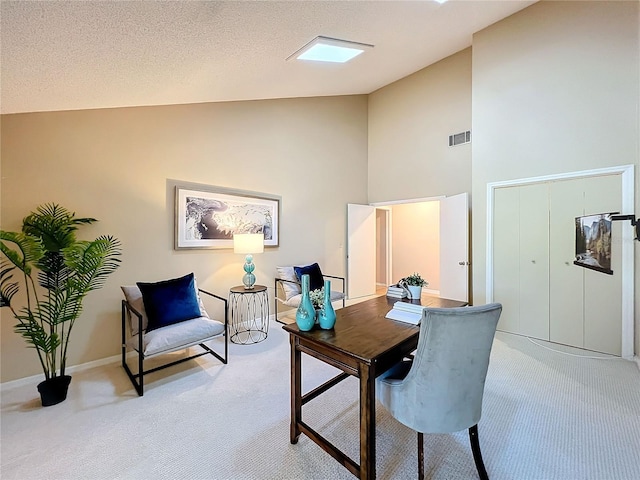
[233,233,264,289]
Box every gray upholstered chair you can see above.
[377,303,502,480]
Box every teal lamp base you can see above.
[242,254,256,289]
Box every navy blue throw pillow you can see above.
[137,273,201,332]
[294,263,324,291]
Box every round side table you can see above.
[229,285,269,344]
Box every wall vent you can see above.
[449,130,471,147]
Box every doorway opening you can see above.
[348,192,469,303]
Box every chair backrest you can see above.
[275,266,302,301]
[396,303,502,434]
[121,276,209,336]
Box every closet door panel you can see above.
[549,178,585,348]
[518,183,549,340]
[582,175,622,355]
[493,187,520,334]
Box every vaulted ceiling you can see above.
[1,0,536,114]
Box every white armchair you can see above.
[121,273,228,396]
[274,263,345,323]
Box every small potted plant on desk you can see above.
[404,273,428,301]
[0,204,121,406]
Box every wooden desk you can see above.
[283,294,466,479]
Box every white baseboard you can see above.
[1,322,257,391]
[1,353,121,391]
[424,288,440,296]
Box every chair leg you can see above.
[417,431,424,480]
[137,344,144,396]
[469,424,489,480]
[122,300,144,396]
[274,278,279,322]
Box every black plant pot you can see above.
[37,375,72,407]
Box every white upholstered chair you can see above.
[274,264,345,323]
[121,273,228,396]
[377,303,502,480]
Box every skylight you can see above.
[288,36,374,63]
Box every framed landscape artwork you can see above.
[175,185,279,249]
[574,212,613,275]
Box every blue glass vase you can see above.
[318,280,336,330]
[295,274,316,331]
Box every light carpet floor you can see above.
[2,320,639,480]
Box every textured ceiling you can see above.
[0,0,537,114]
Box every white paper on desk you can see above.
[385,308,421,325]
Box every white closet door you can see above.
[518,183,549,341]
[549,178,585,348]
[582,175,622,355]
[493,187,520,334]
[492,173,626,355]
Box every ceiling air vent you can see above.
[449,130,471,147]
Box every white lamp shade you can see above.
[233,233,264,254]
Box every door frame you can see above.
[376,206,393,288]
[371,195,445,293]
[485,164,635,358]
[346,205,394,297]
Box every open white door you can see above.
[347,204,376,299]
[439,193,469,302]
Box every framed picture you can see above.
[574,212,614,275]
[175,185,279,249]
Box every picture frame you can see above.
[175,185,279,249]
[574,212,614,275]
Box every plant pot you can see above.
[407,285,422,301]
[37,375,72,407]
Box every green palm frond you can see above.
[0,230,44,275]
[37,251,72,291]
[22,203,96,253]
[31,298,65,327]
[13,314,60,353]
[0,263,19,308]
[64,235,122,293]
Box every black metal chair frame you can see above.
[121,288,228,396]
[274,274,345,323]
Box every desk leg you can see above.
[290,335,301,444]
[359,363,376,479]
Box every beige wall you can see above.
[0,96,369,382]
[2,1,639,383]
[368,48,472,203]
[391,201,440,291]
[471,1,639,351]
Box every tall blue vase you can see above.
[318,279,336,330]
[295,274,316,331]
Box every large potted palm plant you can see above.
[0,204,121,406]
